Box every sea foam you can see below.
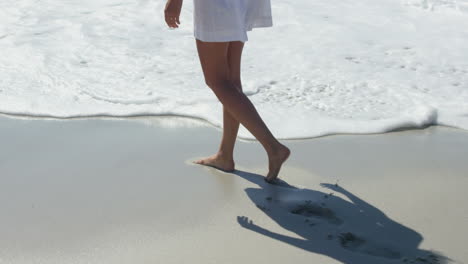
[1,0,467,139]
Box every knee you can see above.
[205,78,237,92]
[231,79,243,92]
[206,78,242,93]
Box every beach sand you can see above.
[0,114,467,264]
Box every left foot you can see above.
[193,153,235,172]
[265,144,291,183]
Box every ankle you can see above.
[266,142,283,154]
[216,150,234,161]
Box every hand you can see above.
[237,216,257,230]
[164,0,183,28]
[320,183,344,192]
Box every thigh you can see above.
[227,41,245,89]
[195,39,231,87]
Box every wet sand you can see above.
[0,114,467,264]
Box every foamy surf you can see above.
[1,0,467,139]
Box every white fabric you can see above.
[193,0,273,43]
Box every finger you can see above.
[165,16,172,27]
[176,16,180,25]
[165,15,174,26]
[166,19,176,28]
[169,17,178,28]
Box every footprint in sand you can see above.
[289,201,343,225]
[341,233,446,264]
[345,56,361,64]
[338,232,402,260]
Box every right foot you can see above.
[193,153,235,172]
[265,144,291,183]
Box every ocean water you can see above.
[1,0,467,139]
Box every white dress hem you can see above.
[193,0,273,43]
[195,18,272,43]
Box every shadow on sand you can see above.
[231,169,450,264]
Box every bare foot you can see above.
[265,144,291,183]
[193,153,235,172]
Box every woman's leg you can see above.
[194,41,244,172]
[193,39,290,182]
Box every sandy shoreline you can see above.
[1,114,467,264]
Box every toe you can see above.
[264,177,275,184]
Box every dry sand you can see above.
[0,114,467,264]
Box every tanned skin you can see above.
[164,0,290,183]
